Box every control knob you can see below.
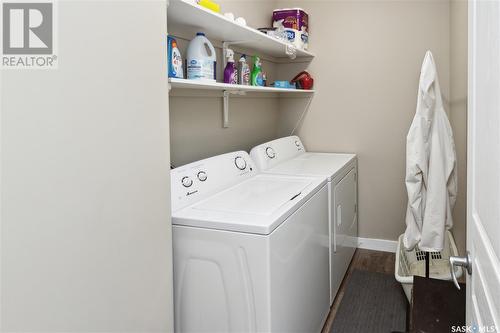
[197,171,207,182]
[266,147,276,159]
[181,176,193,188]
[234,156,247,170]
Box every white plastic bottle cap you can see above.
[224,12,235,20]
[235,17,247,26]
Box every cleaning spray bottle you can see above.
[251,55,264,86]
[238,54,250,85]
[223,48,237,84]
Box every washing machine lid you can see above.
[266,153,356,181]
[172,174,326,235]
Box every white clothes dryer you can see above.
[250,136,358,304]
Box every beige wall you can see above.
[170,93,280,166]
[276,0,467,248]
[168,0,285,167]
[168,0,467,252]
[450,0,468,255]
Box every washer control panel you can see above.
[250,135,305,171]
[171,151,255,211]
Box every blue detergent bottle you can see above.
[168,36,184,78]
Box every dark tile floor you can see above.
[321,249,396,333]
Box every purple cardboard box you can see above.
[272,8,309,33]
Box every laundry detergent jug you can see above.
[186,32,216,81]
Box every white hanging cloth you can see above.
[403,51,458,252]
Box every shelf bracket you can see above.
[222,90,246,128]
[285,44,297,59]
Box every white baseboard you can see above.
[357,237,398,253]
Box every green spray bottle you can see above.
[251,55,264,86]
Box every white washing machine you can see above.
[250,136,358,305]
[171,151,330,333]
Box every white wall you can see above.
[0,1,173,331]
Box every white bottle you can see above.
[186,32,216,82]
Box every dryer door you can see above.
[331,168,358,301]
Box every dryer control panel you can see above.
[171,151,256,212]
[250,135,305,171]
